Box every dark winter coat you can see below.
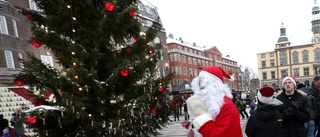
[309,83,320,123]
[245,103,283,137]
[276,91,310,137]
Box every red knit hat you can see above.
[200,66,234,83]
[282,76,296,86]
[258,86,275,104]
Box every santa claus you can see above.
[186,66,243,137]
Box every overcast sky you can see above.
[147,0,316,74]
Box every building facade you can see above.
[167,34,240,91]
[257,3,320,88]
[0,0,60,86]
[137,0,170,91]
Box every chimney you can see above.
[168,33,174,39]
[192,42,196,47]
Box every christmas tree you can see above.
[14,0,171,136]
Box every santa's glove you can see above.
[186,95,208,119]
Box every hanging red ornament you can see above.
[105,2,115,11]
[158,86,165,93]
[149,48,155,54]
[132,36,137,41]
[26,14,33,19]
[31,39,42,48]
[44,92,52,99]
[151,108,156,114]
[120,69,129,77]
[126,46,131,54]
[26,116,37,124]
[129,11,136,17]
[14,79,24,86]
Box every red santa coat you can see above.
[193,96,243,137]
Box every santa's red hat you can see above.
[258,86,275,104]
[199,66,234,83]
[282,76,296,86]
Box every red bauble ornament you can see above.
[44,92,52,99]
[26,116,37,124]
[129,11,136,17]
[105,2,115,11]
[126,46,131,54]
[149,48,155,54]
[14,79,24,86]
[26,14,33,19]
[158,86,165,92]
[37,102,43,106]
[31,39,42,48]
[120,69,129,77]
[132,36,137,41]
[151,108,156,114]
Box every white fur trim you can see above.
[193,113,213,130]
[229,76,235,82]
[282,77,296,86]
[257,92,273,104]
[199,71,223,84]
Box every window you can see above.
[271,71,275,79]
[183,67,187,75]
[194,68,198,76]
[198,59,201,65]
[261,54,266,58]
[302,50,309,63]
[18,52,24,68]
[280,58,287,65]
[279,51,287,57]
[170,54,174,62]
[281,70,288,78]
[293,68,299,77]
[138,4,143,11]
[189,68,193,76]
[188,57,192,64]
[261,61,266,68]
[12,19,19,37]
[262,72,267,80]
[193,58,196,65]
[314,48,320,61]
[269,53,274,57]
[40,55,53,67]
[4,50,15,69]
[292,52,299,64]
[270,59,275,67]
[175,66,179,75]
[29,0,40,11]
[303,67,310,76]
[173,53,178,62]
[171,66,175,74]
[205,61,209,66]
[182,55,186,63]
[0,15,8,35]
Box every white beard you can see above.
[191,76,233,120]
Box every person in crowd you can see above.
[186,66,242,137]
[245,86,283,137]
[0,114,8,136]
[171,97,180,121]
[308,75,320,137]
[297,83,316,137]
[276,76,310,137]
[240,99,249,119]
[183,101,189,120]
[249,99,257,115]
[10,112,25,137]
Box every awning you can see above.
[8,88,37,103]
[171,80,193,95]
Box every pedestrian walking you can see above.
[245,86,283,137]
[308,76,320,137]
[277,76,310,137]
[0,114,8,136]
[10,112,24,137]
[183,101,189,120]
